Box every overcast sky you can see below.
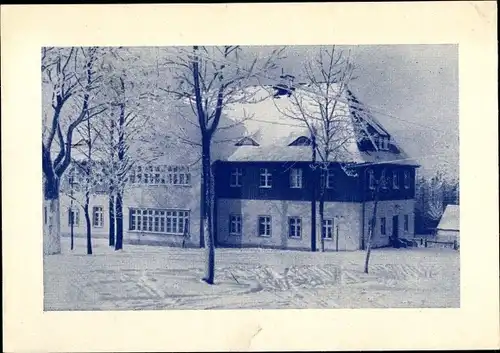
[244,44,459,180]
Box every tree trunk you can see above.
[115,94,126,251]
[319,186,326,252]
[310,135,317,252]
[199,172,206,248]
[109,115,116,247]
[115,190,124,250]
[43,177,62,255]
[84,192,93,255]
[364,196,379,274]
[108,193,115,247]
[70,196,75,251]
[202,138,215,284]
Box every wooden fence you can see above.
[418,238,459,250]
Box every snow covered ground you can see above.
[44,237,460,310]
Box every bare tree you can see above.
[363,168,387,274]
[42,47,106,255]
[427,170,446,222]
[93,48,164,250]
[160,45,285,284]
[274,46,356,252]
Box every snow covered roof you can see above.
[221,85,419,166]
[437,204,460,231]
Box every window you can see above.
[144,166,153,184]
[288,217,302,238]
[392,171,399,189]
[229,214,242,235]
[290,168,302,188]
[230,168,242,187]
[136,166,142,184]
[168,166,191,186]
[258,216,272,237]
[259,168,272,188]
[129,165,191,186]
[326,169,335,189]
[68,208,79,227]
[383,137,390,150]
[92,206,104,227]
[44,206,47,225]
[154,166,161,184]
[377,136,390,150]
[404,215,409,232]
[380,217,386,235]
[235,137,259,146]
[289,136,311,146]
[368,169,375,190]
[129,208,189,235]
[404,170,411,189]
[381,170,388,189]
[322,219,333,240]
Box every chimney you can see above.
[273,68,296,98]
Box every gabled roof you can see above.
[235,137,260,146]
[437,204,460,231]
[222,85,419,166]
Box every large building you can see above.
[57,83,419,251]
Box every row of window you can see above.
[231,167,336,189]
[369,215,410,235]
[230,167,411,190]
[128,165,191,186]
[368,170,411,190]
[229,215,336,239]
[64,207,104,227]
[129,209,189,235]
[53,206,409,238]
[59,207,191,236]
[230,214,410,238]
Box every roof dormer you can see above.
[235,137,259,146]
[288,136,312,146]
[376,135,391,151]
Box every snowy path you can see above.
[44,237,460,310]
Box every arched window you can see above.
[235,137,259,146]
[288,136,311,146]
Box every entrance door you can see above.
[392,215,399,240]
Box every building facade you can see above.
[57,153,203,248]
[54,84,419,251]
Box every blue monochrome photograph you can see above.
[42,45,459,310]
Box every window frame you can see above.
[381,170,388,189]
[259,168,273,188]
[289,168,303,189]
[380,217,386,235]
[258,215,272,237]
[288,216,302,239]
[229,214,242,236]
[92,206,104,228]
[326,169,335,189]
[129,208,190,236]
[129,165,191,186]
[404,214,409,232]
[368,169,375,190]
[68,208,79,227]
[404,170,411,189]
[392,171,400,189]
[230,167,243,187]
[322,218,334,240]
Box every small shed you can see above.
[436,204,460,243]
